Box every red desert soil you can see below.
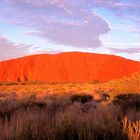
[0,52,140,82]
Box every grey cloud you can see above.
[108,47,140,54]
[0,36,31,61]
[0,0,110,49]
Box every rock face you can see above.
[0,52,140,82]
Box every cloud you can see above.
[0,36,31,61]
[93,0,140,9]
[0,0,139,61]
[108,47,140,54]
[0,0,110,49]
[35,13,109,48]
[94,0,140,18]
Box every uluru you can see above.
[0,52,140,83]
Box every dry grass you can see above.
[0,73,139,139]
[123,117,140,140]
[104,72,140,98]
[0,99,126,140]
[0,91,138,140]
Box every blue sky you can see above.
[0,0,140,61]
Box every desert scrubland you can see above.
[0,72,139,140]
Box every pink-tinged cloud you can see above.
[108,47,140,54]
[0,0,110,48]
[0,36,30,61]
[36,13,109,48]
[92,0,140,20]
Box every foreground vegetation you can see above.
[0,91,139,140]
[0,73,139,140]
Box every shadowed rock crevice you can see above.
[18,74,28,82]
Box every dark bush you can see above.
[113,94,140,113]
[71,94,92,103]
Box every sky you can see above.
[0,0,140,61]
